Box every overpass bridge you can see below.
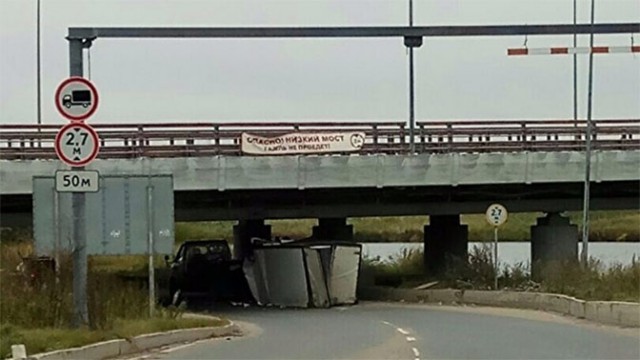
[1,118,639,271]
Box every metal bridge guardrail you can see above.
[0,119,638,160]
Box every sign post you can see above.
[147,185,155,317]
[54,76,99,327]
[485,203,508,290]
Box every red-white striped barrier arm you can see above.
[508,46,640,56]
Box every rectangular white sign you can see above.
[55,170,99,192]
[241,132,366,155]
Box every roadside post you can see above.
[485,203,508,290]
[54,76,100,327]
[147,184,155,317]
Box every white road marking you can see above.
[381,320,421,359]
[126,355,151,360]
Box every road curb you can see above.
[10,321,241,360]
[359,286,640,327]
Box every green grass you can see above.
[363,245,640,302]
[171,211,639,243]
[539,257,640,302]
[0,317,227,358]
[0,240,228,358]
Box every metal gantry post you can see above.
[68,38,89,328]
[409,0,415,153]
[573,0,578,127]
[581,0,596,263]
[36,0,42,129]
[406,0,423,153]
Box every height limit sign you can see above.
[54,122,100,167]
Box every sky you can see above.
[0,0,638,125]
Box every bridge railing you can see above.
[416,119,639,153]
[0,119,638,160]
[0,122,407,159]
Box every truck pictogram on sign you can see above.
[54,77,99,121]
[62,90,92,108]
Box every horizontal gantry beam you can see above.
[67,23,640,40]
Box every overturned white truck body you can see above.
[243,242,362,308]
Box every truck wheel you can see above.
[65,103,71,108]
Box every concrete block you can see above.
[546,294,572,315]
[585,302,599,322]
[431,289,460,304]
[31,340,126,360]
[132,328,208,351]
[31,349,69,360]
[11,344,27,360]
[595,302,615,325]
[70,340,125,360]
[569,299,586,319]
[130,325,239,353]
[610,302,640,327]
[118,340,136,357]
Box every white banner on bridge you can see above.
[241,132,366,155]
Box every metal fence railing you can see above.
[1,119,638,160]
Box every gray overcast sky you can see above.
[0,0,638,125]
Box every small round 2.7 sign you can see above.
[485,203,508,227]
[54,122,100,167]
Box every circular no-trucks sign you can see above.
[54,77,99,121]
[54,122,100,167]
[485,203,508,227]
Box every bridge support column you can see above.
[424,215,468,274]
[531,212,578,278]
[233,219,271,260]
[312,218,353,241]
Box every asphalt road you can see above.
[129,302,640,360]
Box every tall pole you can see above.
[36,0,42,128]
[408,0,416,153]
[147,185,155,317]
[69,38,89,328]
[573,0,578,127]
[493,227,499,290]
[581,0,596,263]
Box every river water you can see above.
[362,242,640,268]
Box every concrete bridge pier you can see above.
[312,218,354,241]
[233,219,271,260]
[424,215,468,274]
[531,212,579,278]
